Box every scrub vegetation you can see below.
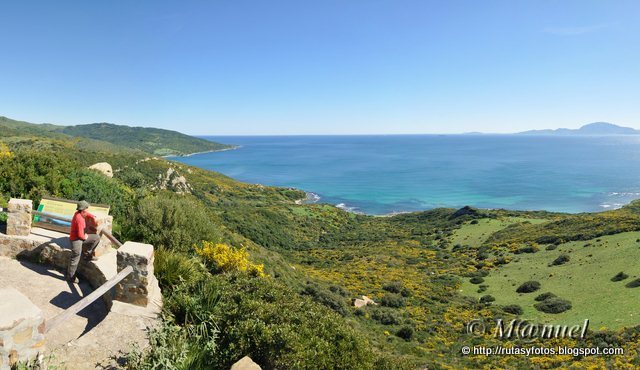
[2,118,640,369]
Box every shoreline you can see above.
[164,145,242,158]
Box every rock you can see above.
[154,168,192,194]
[231,356,261,370]
[353,295,377,308]
[88,163,113,178]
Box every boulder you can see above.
[88,162,113,178]
[353,295,377,308]
[231,356,261,370]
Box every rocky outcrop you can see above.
[88,162,113,178]
[154,167,192,194]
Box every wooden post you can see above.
[44,266,133,333]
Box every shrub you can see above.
[396,326,414,341]
[503,305,524,315]
[534,292,557,302]
[477,285,488,293]
[479,295,495,304]
[154,248,207,292]
[551,254,570,266]
[545,244,558,251]
[371,308,400,325]
[625,278,640,288]
[470,277,485,284]
[515,245,539,254]
[196,241,265,277]
[381,293,406,308]
[516,281,541,293]
[382,281,403,294]
[611,272,629,282]
[382,281,411,297]
[122,192,222,252]
[534,298,572,313]
[301,283,349,316]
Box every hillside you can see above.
[519,122,639,135]
[0,116,232,156]
[61,122,233,156]
[1,129,640,369]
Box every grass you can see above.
[450,217,548,248]
[461,231,640,329]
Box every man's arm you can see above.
[76,215,87,241]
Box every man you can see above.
[67,200,101,282]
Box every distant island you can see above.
[518,122,639,136]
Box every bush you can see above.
[382,281,411,297]
[301,283,349,316]
[470,277,485,284]
[545,244,558,251]
[122,192,222,252]
[611,272,629,282]
[625,278,640,288]
[502,305,524,315]
[516,281,541,293]
[479,295,495,304]
[534,298,572,313]
[151,272,382,369]
[551,254,570,266]
[534,292,557,302]
[371,308,400,325]
[196,241,265,277]
[154,248,207,292]
[396,326,414,341]
[381,293,406,308]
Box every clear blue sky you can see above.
[1,0,638,135]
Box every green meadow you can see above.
[461,228,640,329]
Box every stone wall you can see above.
[0,288,45,369]
[6,199,32,237]
[115,242,155,307]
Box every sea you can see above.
[169,135,640,215]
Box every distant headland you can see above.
[517,122,639,136]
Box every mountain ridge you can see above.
[518,122,639,136]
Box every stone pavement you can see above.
[0,257,154,369]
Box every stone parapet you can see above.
[93,214,113,257]
[115,242,155,307]
[0,288,45,369]
[6,199,32,237]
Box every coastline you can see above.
[164,145,242,158]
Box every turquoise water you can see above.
[170,135,640,215]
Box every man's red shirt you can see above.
[69,211,96,241]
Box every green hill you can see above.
[0,116,232,156]
[61,122,233,156]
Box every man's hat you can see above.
[77,200,90,211]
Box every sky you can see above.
[1,0,639,135]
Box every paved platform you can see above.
[0,256,153,369]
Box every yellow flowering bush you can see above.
[195,241,265,277]
[0,143,12,159]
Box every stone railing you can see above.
[0,198,161,368]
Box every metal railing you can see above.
[33,210,123,247]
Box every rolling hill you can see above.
[0,116,232,156]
